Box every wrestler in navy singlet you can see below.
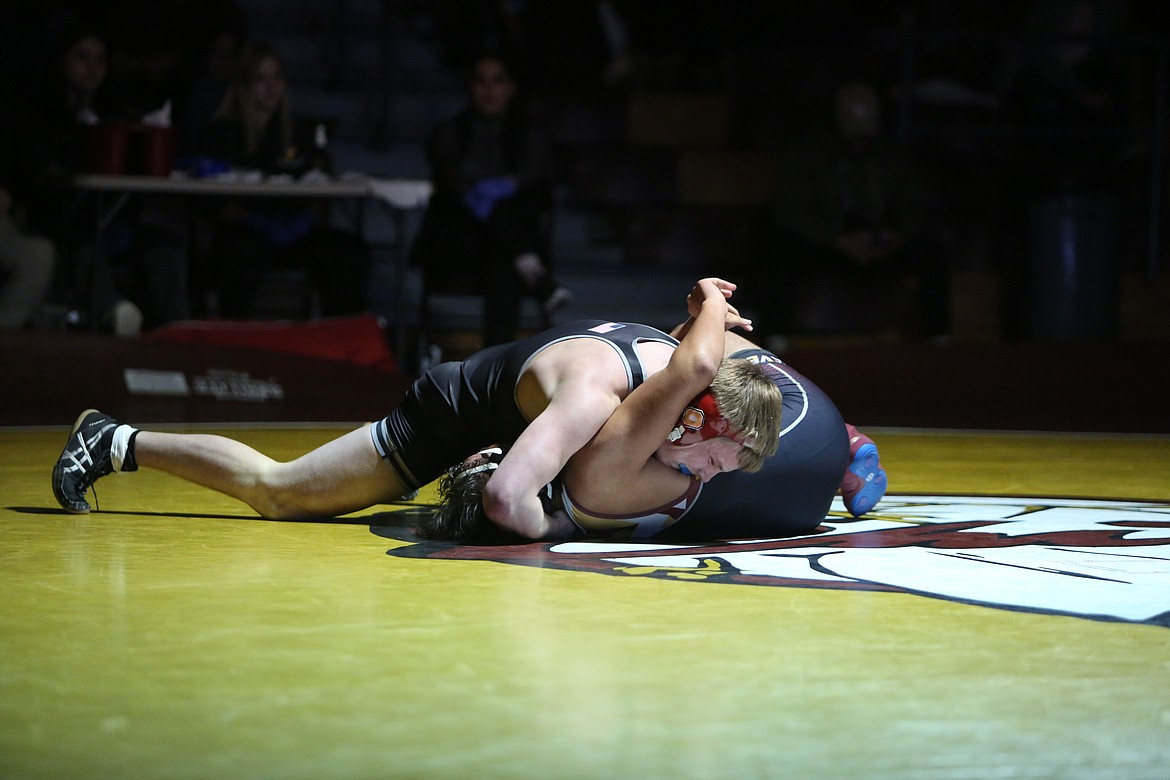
[371,320,677,491]
[657,348,849,539]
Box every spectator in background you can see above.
[10,23,190,334]
[411,52,570,347]
[0,9,55,329]
[0,184,55,329]
[755,81,950,342]
[196,41,370,318]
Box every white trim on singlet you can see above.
[772,363,809,439]
[516,333,634,389]
[742,354,809,440]
[512,328,676,407]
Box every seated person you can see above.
[0,186,55,330]
[756,81,949,340]
[412,52,570,346]
[196,41,368,318]
[12,25,189,332]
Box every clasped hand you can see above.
[687,277,752,332]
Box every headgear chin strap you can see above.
[668,391,752,447]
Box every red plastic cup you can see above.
[89,123,130,174]
[139,126,177,177]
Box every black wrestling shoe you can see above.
[52,409,119,513]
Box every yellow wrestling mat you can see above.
[2,425,1168,779]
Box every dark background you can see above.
[2,1,1168,433]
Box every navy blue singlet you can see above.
[659,349,849,539]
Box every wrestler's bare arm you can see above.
[482,381,620,538]
[487,277,745,538]
[567,279,730,503]
[721,330,759,357]
[670,278,751,345]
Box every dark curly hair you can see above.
[415,462,492,542]
[415,450,523,544]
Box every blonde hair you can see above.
[211,41,293,155]
[709,359,784,472]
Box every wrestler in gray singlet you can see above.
[371,320,677,491]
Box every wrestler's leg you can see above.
[135,424,409,519]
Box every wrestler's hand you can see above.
[724,301,753,332]
[686,277,736,318]
[685,278,752,332]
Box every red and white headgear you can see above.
[667,391,753,448]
